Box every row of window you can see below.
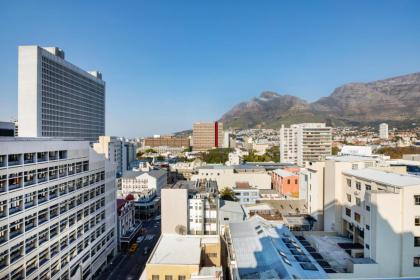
[0,196,106,245]
[0,227,113,280]
[0,151,67,168]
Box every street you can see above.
[99,218,161,280]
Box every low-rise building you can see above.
[233,182,260,204]
[120,169,167,198]
[226,215,328,279]
[191,164,271,190]
[272,168,300,198]
[218,200,245,234]
[143,234,223,280]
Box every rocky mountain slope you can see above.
[220,72,420,128]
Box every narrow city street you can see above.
[99,218,161,280]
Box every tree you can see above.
[136,151,144,159]
[145,148,157,154]
[175,225,187,235]
[219,187,236,201]
[332,146,340,155]
[200,148,233,163]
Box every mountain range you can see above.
[220,72,420,129]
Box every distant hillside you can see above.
[220,73,420,128]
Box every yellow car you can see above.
[128,243,138,254]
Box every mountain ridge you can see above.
[220,72,420,128]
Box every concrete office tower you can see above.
[280,123,332,166]
[0,138,117,280]
[379,123,389,139]
[93,136,137,176]
[18,46,105,141]
[192,122,223,151]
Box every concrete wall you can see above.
[161,188,188,234]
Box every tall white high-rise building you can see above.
[379,123,389,139]
[0,138,117,280]
[18,46,105,141]
[280,123,332,166]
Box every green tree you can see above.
[200,148,233,163]
[332,146,340,155]
[219,187,236,201]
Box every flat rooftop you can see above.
[343,168,420,187]
[273,169,295,177]
[327,155,378,162]
[229,216,328,279]
[148,234,219,265]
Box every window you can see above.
[415,195,420,206]
[345,208,351,217]
[224,217,229,221]
[366,205,370,212]
[415,237,420,247]
[356,182,361,190]
[365,184,371,191]
[346,179,351,187]
[365,243,370,249]
[178,276,186,280]
[354,212,361,223]
[165,276,172,280]
[415,216,420,226]
[366,224,370,230]
[356,197,361,206]
[414,257,420,267]
[346,194,351,203]
[152,276,159,280]
[352,164,358,170]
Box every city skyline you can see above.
[1,0,420,137]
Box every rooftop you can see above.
[228,216,328,279]
[343,168,420,187]
[273,169,295,177]
[148,234,219,265]
[219,200,245,215]
[122,169,166,179]
[326,155,378,162]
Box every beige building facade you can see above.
[192,122,224,152]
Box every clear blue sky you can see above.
[1,0,420,137]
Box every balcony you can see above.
[25,201,35,209]
[25,244,36,254]
[9,230,23,239]
[9,207,22,215]
[8,182,22,191]
[38,196,47,204]
[26,266,37,276]
[10,252,23,263]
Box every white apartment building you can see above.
[338,169,420,278]
[379,123,389,139]
[18,46,105,141]
[280,123,332,166]
[161,181,219,235]
[0,138,117,280]
[93,136,136,176]
[191,165,271,191]
[119,170,167,199]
